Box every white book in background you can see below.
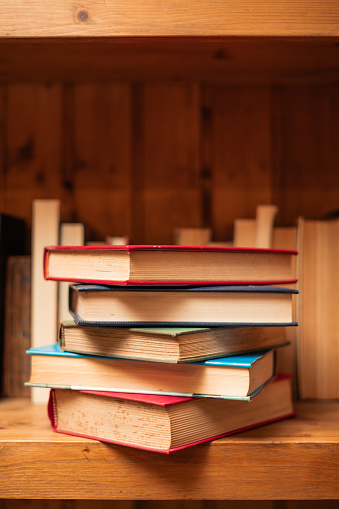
[58,223,85,323]
[233,205,278,249]
[173,227,212,246]
[105,235,129,245]
[233,208,298,398]
[233,218,256,248]
[255,205,278,249]
[31,199,60,403]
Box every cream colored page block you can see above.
[58,223,85,323]
[315,220,339,398]
[31,199,60,403]
[273,226,298,396]
[233,219,256,247]
[298,219,318,398]
[255,204,278,248]
[173,227,212,246]
[297,218,339,399]
[234,204,279,249]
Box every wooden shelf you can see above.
[1,37,339,84]
[1,1,339,84]
[0,398,338,500]
[1,1,339,38]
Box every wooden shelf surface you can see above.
[0,398,338,500]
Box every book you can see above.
[233,214,299,397]
[297,216,339,399]
[3,256,31,398]
[26,343,275,399]
[58,223,85,323]
[173,227,212,246]
[272,226,299,398]
[47,375,294,453]
[59,321,290,363]
[233,218,256,248]
[233,204,278,249]
[69,284,298,326]
[0,214,27,393]
[255,204,278,248]
[43,244,298,285]
[31,199,60,403]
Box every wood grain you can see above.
[208,85,272,241]
[271,85,339,224]
[1,83,339,243]
[0,502,136,509]
[141,84,201,244]
[4,84,62,225]
[0,399,338,500]
[72,84,132,242]
[0,499,338,508]
[1,38,339,84]
[1,1,339,37]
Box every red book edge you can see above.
[44,244,298,254]
[46,277,299,286]
[47,375,296,454]
[43,244,298,285]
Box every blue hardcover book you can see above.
[69,284,298,327]
[26,342,276,400]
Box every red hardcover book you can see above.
[48,375,295,454]
[43,244,298,285]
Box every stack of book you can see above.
[26,244,298,453]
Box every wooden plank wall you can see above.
[1,84,338,509]
[1,500,339,508]
[0,83,339,246]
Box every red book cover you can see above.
[43,244,298,286]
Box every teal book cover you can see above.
[26,343,275,400]
[27,342,270,368]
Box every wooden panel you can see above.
[2,83,339,243]
[3,84,62,226]
[284,503,339,509]
[1,38,339,84]
[1,1,339,37]
[207,85,272,241]
[141,84,201,244]
[0,503,64,509]
[208,504,274,509]
[134,504,204,509]
[71,84,132,242]
[0,503,136,509]
[0,501,338,508]
[0,502,339,509]
[272,85,339,224]
[0,399,339,500]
